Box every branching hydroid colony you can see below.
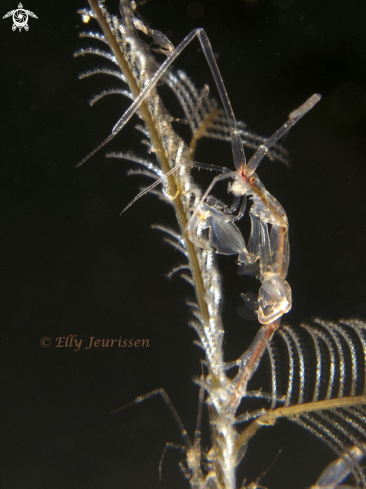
[76,1,366,488]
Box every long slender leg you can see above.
[114,386,206,485]
[78,27,246,169]
[110,28,246,168]
[111,388,192,450]
[120,160,231,214]
[159,443,186,481]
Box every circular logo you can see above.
[40,337,51,347]
[13,8,28,31]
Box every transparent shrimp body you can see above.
[235,173,291,324]
[76,0,319,329]
[188,170,292,324]
[77,0,319,326]
[187,95,321,324]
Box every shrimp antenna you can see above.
[76,26,246,169]
[242,450,281,489]
[120,160,229,214]
[246,93,321,174]
[76,133,115,168]
[120,163,184,215]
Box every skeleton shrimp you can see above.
[112,382,217,489]
[186,94,320,324]
[78,0,320,323]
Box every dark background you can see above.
[1,0,366,488]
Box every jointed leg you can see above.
[112,386,206,484]
[186,171,236,235]
[112,388,191,450]
[78,27,246,170]
[120,160,230,214]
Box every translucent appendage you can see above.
[237,261,259,277]
[251,191,288,228]
[270,225,290,278]
[237,291,259,321]
[247,213,261,260]
[188,203,249,256]
[257,273,292,324]
[311,446,364,489]
[208,206,246,255]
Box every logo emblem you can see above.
[3,3,38,31]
